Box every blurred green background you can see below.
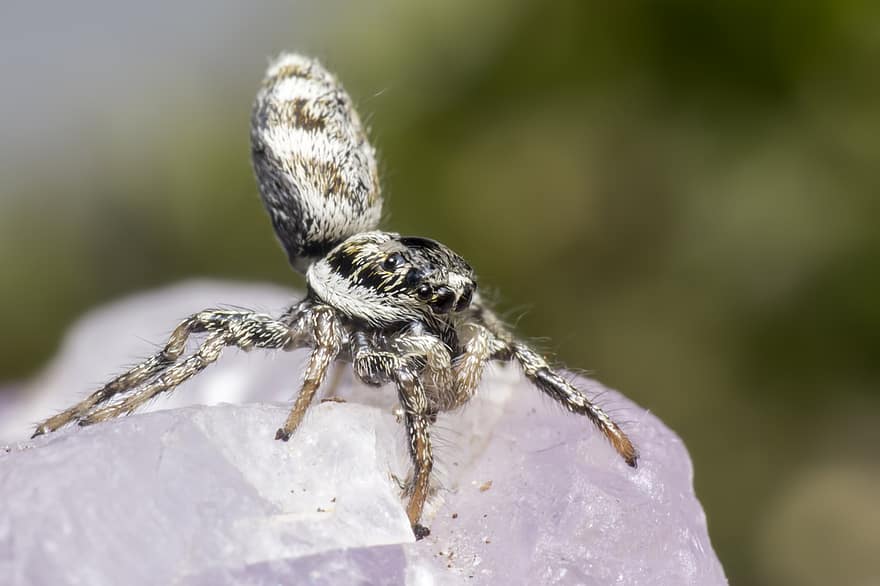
[2,1,878,584]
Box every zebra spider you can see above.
[32,53,637,540]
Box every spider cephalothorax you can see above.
[308,231,476,327]
[33,53,637,540]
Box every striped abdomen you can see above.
[251,53,382,272]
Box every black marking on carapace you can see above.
[398,236,443,251]
[353,263,393,292]
[325,247,359,279]
[325,246,407,294]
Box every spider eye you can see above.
[416,284,433,300]
[404,268,423,287]
[432,287,456,313]
[382,253,405,271]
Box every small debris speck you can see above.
[330,497,336,503]
[479,480,493,492]
[452,513,458,519]
[317,507,327,513]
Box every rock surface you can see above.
[0,281,727,585]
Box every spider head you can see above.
[306,231,476,326]
[392,235,476,315]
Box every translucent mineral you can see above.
[0,281,727,585]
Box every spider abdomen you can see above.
[251,53,382,272]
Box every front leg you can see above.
[511,342,638,467]
[349,330,435,539]
[466,300,638,467]
[394,368,434,540]
[447,322,509,409]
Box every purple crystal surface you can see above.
[0,281,727,585]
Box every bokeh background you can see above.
[2,1,878,584]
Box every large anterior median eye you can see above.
[416,284,433,300]
[382,252,405,271]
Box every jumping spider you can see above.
[33,54,638,540]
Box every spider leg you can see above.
[79,331,231,425]
[448,323,509,409]
[274,306,344,441]
[465,300,638,467]
[349,330,434,539]
[509,341,638,467]
[32,309,294,437]
[394,367,434,540]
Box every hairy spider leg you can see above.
[75,311,294,426]
[274,305,344,441]
[80,331,231,425]
[349,330,434,539]
[394,369,434,540]
[510,342,638,467]
[32,310,293,437]
[464,302,639,467]
[447,322,510,409]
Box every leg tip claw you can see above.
[412,524,430,540]
[275,428,291,442]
